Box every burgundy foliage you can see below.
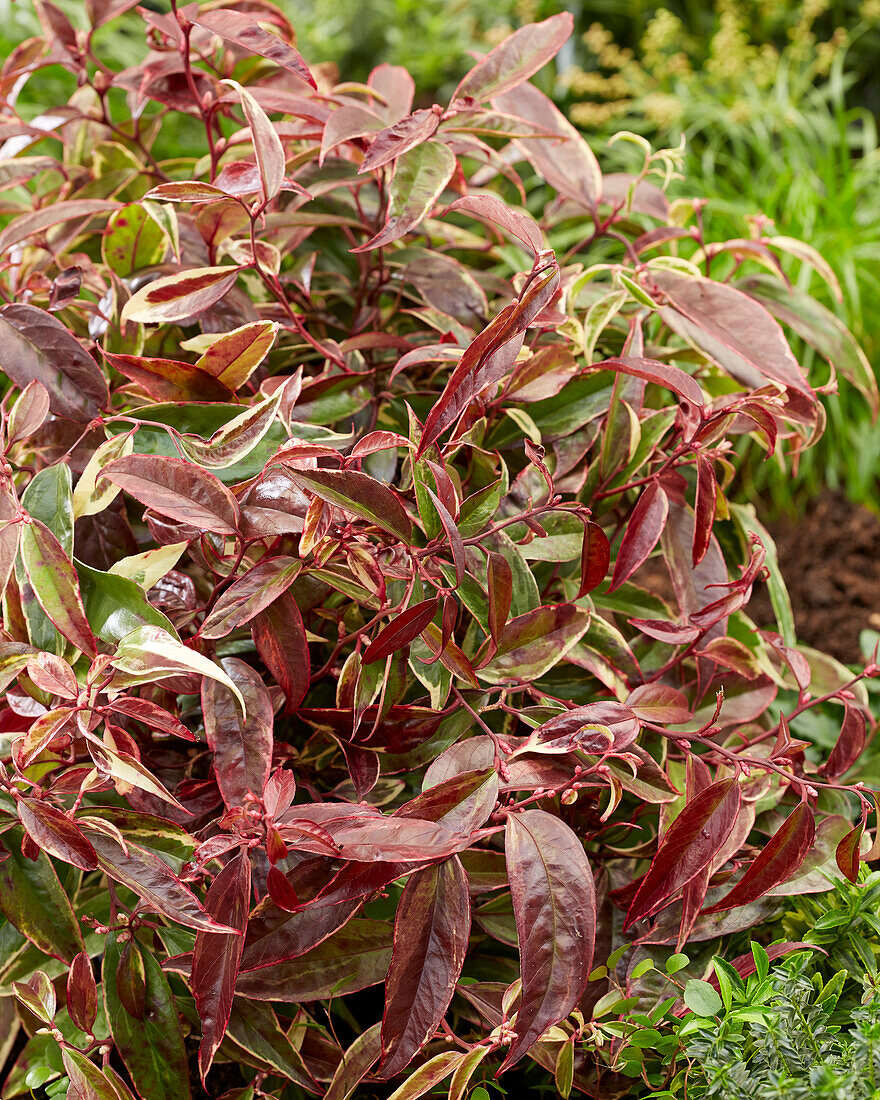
[0,4,875,1098]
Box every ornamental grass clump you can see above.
[0,5,876,1099]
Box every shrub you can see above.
[0,5,876,1098]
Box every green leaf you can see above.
[225,999,317,1093]
[683,979,723,1018]
[0,828,84,961]
[76,559,178,645]
[103,934,192,1100]
[102,203,166,277]
[16,465,74,654]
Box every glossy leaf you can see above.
[121,267,241,325]
[252,591,310,710]
[577,520,611,597]
[193,850,251,1081]
[379,857,471,1077]
[194,10,314,86]
[195,320,278,390]
[363,598,440,664]
[67,951,98,1035]
[201,557,301,639]
[100,454,240,535]
[502,810,596,1068]
[353,140,456,251]
[19,519,98,656]
[625,779,742,929]
[453,13,572,103]
[289,466,411,540]
[702,802,816,914]
[819,701,867,779]
[18,799,97,871]
[202,658,273,808]
[104,934,192,1100]
[479,603,591,684]
[608,482,669,591]
[0,830,84,960]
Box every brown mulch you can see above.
[749,492,880,665]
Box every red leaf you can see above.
[608,482,669,592]
[26,652,78,699]
[626,684,691,724]
[487,552,513,647]
[103,352,233,403]
[266,866,300,912]
[577,520,610,598]
[836,822,864,883]
[192,10,315,87]
[202,658,273,810]
[417,261,559,456]
[628,619,703,645]
[692,454,717,567]
[362,598,440,665]
[452,13,573,104]
[288,467,412,540]
[67,951,98,1035]
[358,109,440,173]
[251,591,310,710]
[654,271,813,399]
[493,82,600,209]
[100,455,240,535]
[513,701,640,757]
[444,194,543,257]
[701,802,815,914]
[200,557,301,640]
[106,697,195,742]
[396,769,500,833]
[240,896,361,971]
[595,356,704,408]
[502,810,595,1069]
[19,520,98,656]
[426,487,465,586]
[18,799,97,871]
[624,778,741,929]
[0,200,117,256]
[819,701,867,779]
[192,850,251,1082]
[121,267,241,326]
[379,857,470,1077]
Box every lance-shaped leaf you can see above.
[103,351,234,404]
[322,103,384,163]
[0,304,109,421]
[80,826,236,933]
[625,778,741,929]
[379,858,471,1077]
[67,951,98,1035]
[608,481,669,592]
[595,356,705,406]
[193,850,251,1082]
[362,598,440,665]
[358,108,440,173]
[85,737,187,810]
[325,1023,382,1100]
[27,651,78,699]
[225,80,286,202]
[61,1049,121,1100]
[445,193,543,256]
[234,919,393,1001]
[479,603,591,684]
[252,591,310,710]
[111,626,245,713]
[0,199,117,255]
[288,467,412,540]
[72,432,135,519]
[100,454,239,535]
[104,934,192,1100]
[702,802,816,914]
[399,768,500,833]
[19,519,98,656]
[418,261,559,456]
[8,380,50,446]
[819,701,867,779]
[577,520,610,597]
[194,10,315,86]
[693,453,716,567]
[353,140,456,251]
[202,658,273,809]
[512,701,640,758]
[385,1051,467,1100]
[836,821,864,884]
[17,799,97,871]
[654,271,813,398]
[241,896,362,972]
[225,1000,318,1094]
[195,319,278,390]
[0,830,84,960]
[494,82,601,209]
[502,810,596,1069]
[121,266,241,325]
[201,557,302,639]
[453,13,572,103]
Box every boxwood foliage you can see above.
[0,4,876,1099]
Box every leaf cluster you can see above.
[0,4,876,1098]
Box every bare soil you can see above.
[750,492,880,665]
